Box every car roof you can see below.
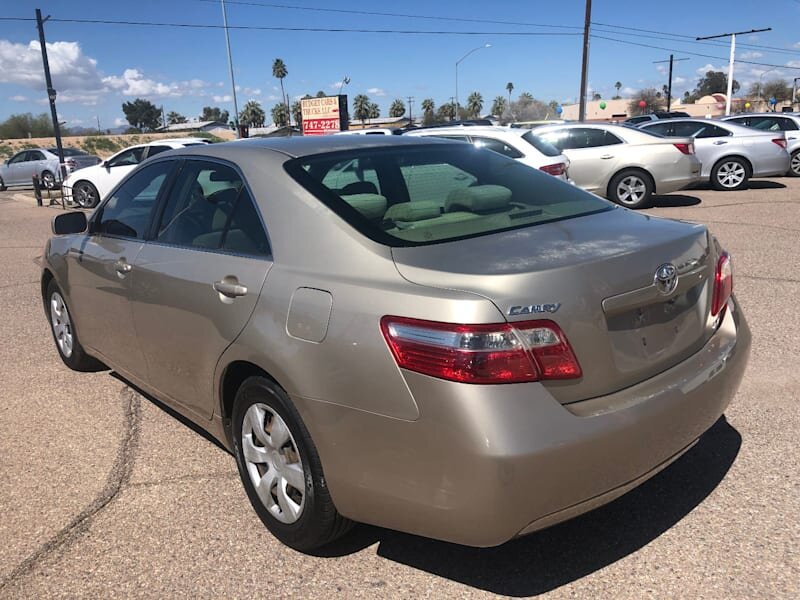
[405,125,527,137]
[160,135,458,160]
[532,122,633,132]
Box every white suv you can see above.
[403,126,571,181]
[63,138,210,208]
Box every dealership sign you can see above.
[301,95,349,135]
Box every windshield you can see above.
[285,144,612,247]
[521,131,561,157]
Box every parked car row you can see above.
[0,147,100,191]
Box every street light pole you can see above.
[578,0,592,122]
[455,43,491,117]
[35,9,67,189]
[696,27,771,116]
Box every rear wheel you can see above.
[73,180,100,208]
[608,169,653,209]
[45,279,105,371]
[0,176,6,191]
[232,376,352,551]
[711,158,749,191]
[789,150,800,177]
[41,170,56,190]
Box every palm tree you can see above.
[421,98,434,115]
[291,101,303,126]
[353,94,370,125]
[614,81,622,99]
[240,100,266,127]
[518,92,534,106]
[389,99,406,118]
[367,102,380,121]
[272,58,289,120]
[506,82,514,106]
[270,103,289,127]
[491,96,506,117]
[466,92,483,118]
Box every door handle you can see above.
[213,279,248,298]
[713,140,728,145]
[600,154,614,159]
[114,259,132,275]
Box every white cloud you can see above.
[787,60,800,68]
[673,76,687,86]
[696,63,728,75]
[265,94,281,101]
[656,65,667,75]
[367,87,386,97]
[113,117,127,127]
[103,69,172,96]
[330,81,345,90]
[0,39,104,91]
[212,94,233,103]
[9,94,27,101]
[740,51,763,60]
[622,86,637,96]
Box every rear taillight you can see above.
[772,138,787,149]
[539,163,567,176]
[380,316,582,384]
[65,159,77,168]
[673,142,694,155]
[711,252,733,317]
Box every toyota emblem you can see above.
[654,263,678,295]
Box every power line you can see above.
[591,34,800,71]
[0,16,583,35]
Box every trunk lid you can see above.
[392,208,716,403]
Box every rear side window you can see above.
[644,122,673,136]
[29,150,46,160]
[146,145,172,158]
[521,131,561,157]
[320,157,381,195]
[96,161,173,239]
[223,190,270,256]
[286,145,611,247]
[471,137,523,159]
[695,124,731,138]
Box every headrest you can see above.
[384,201,441,222]
[343,193,387,220]
[445,185,512,213]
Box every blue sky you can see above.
[1,0,799,129]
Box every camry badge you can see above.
[654,263,678,296]
[507,303,561,316]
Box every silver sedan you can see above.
[534,123,701,209]
[640,118,790,190]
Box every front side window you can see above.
[537,128,572,150]
[286,145,611,246]
[107,147,146,168]
[96,161,173,238]
[748,116,798,131]
[669,122,706,137]
[8,152,29,164]
[570,128,622,148]
[471,137,523,159]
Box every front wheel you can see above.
[232,376,352,551]
[73,180,100,208]
[45,279,105,371]
[711,158,749,191]
[608,169,653,209]
[40,170,56,190]
[789,150,800,177]
[0,176,6,191]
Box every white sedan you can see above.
[404,125,572,181]
[63,138,210,208]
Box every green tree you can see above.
[761,79,792,103]
[518,92,534,106]
[685,71,739,103]
[271,102,289,127]
[629,87,666,114]
[436,102,456,123]
[240,100,266,127]
[353,94,371,124]
[506,81,514,105]
[272,58,289,119]
[122,98,161,131]
[166,111,187,125]
[200,106,230,123]
[0,113,56,138]
[491,96,506,117]
[592,92,602,101]
[291,100,304,126]
[613,81,622,99]
[466,91,483,117]
[367,102,380,120]
[316,90,327,98]
[420,98,435,125]
[389,99,406,118]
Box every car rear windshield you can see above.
[521,131,561,157]
[50,148,89,156]
[285,145,612,247]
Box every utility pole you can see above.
[220,0,241,137]
[793,77,800,110]
[406,96,414,125]
[35,8,67,187]
[96,114,101,133]
[696,27,771,116]
[653,55,689,111]
[578,0,592,122]
[161,106,167,130]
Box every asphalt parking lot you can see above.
[0,180,798,599]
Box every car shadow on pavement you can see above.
[747,180,787,190]
[650,194,701,207]
[319,417,741,597]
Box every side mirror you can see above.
[102,160,110,169]
[52,211,88,235]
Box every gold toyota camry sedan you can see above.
[42,136,750,550]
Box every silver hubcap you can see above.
[50,292,73,358]
[616,175,647,205]
[76,183,96,207]
[791,152,800,175]
[241,403,306,524]
[42,173,55,189]
[717,162,746,188]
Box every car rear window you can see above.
[285,145,612,247]
[50,148,88,156]
[521,131,561,157]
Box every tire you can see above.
[45,279,105,372]
[608,169,653,209]
[0,176,6,192]
[232,376,352,551]
[711,157,749,191]
[41,170,56,190]
[73,180,100,208]
[789,150,800,177]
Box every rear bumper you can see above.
[297,296,750,547]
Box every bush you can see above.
[81,136,121,155]
[191,132,224,143]
[0,144,12,159]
